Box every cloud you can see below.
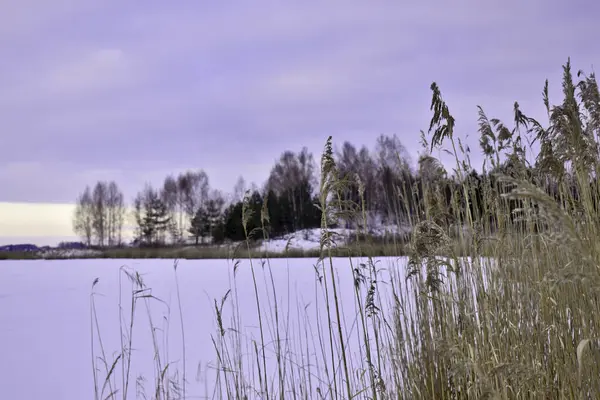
[43,49,132,95]
[0,0,93,37]
[0,0,598,209]
[1,47,140,109]
[0,159,274,206]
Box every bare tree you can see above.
[75,181,124,247]
[161,175,181,243]
[133,190,144,243]
[335,142,380,228]
[356,145,379,215]
[266,147,317,230]
[374,134,413,223]
[92,181,108,246]
[336,141,359,175]
[73,186,94,246]
[375,134,412,172]
[175,174,188,240]
[335,142,360,228]
[178,170,210,220]
[267,148,316,194]
[106,181,126,246]
[233,175,247,203]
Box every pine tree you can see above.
[189,206,209,245]
[205,198,223,242]
[140,196,171,246]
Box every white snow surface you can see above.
[14,225,413,259]
[39,248,103,258]
[0,255,481,399]
[258,225,412,253]
[0,257,411,399]
[258,227,347,252]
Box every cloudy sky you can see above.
[0,0,598,245]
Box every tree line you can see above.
[72,134,526,248]
[71,135,579,248]
[73,60,600,247]
[73,134,427,247]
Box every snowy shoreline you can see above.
[1,226,415,260]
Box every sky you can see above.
[0,0,598,245]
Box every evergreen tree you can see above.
[222,202,244,241]
[137,194,171,246]
[189,206,209,245]
[264,190,288,237]
[221,191,263,242]
[205,198,224,241]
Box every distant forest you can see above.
[74,134,422,247]
[73,59,599,248]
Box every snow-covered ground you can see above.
[38,248,104,258]
[0,257,422,399]
[259,225,413,253]
[0,255,487,399]
[5,225,413,259]
[258,227,348,252]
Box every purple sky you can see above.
[0,0,598,204]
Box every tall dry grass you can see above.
[91,59,600,399]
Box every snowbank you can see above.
[37,248,103,259]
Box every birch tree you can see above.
[73,186,94,246]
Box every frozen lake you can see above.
[0,256,475,399]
